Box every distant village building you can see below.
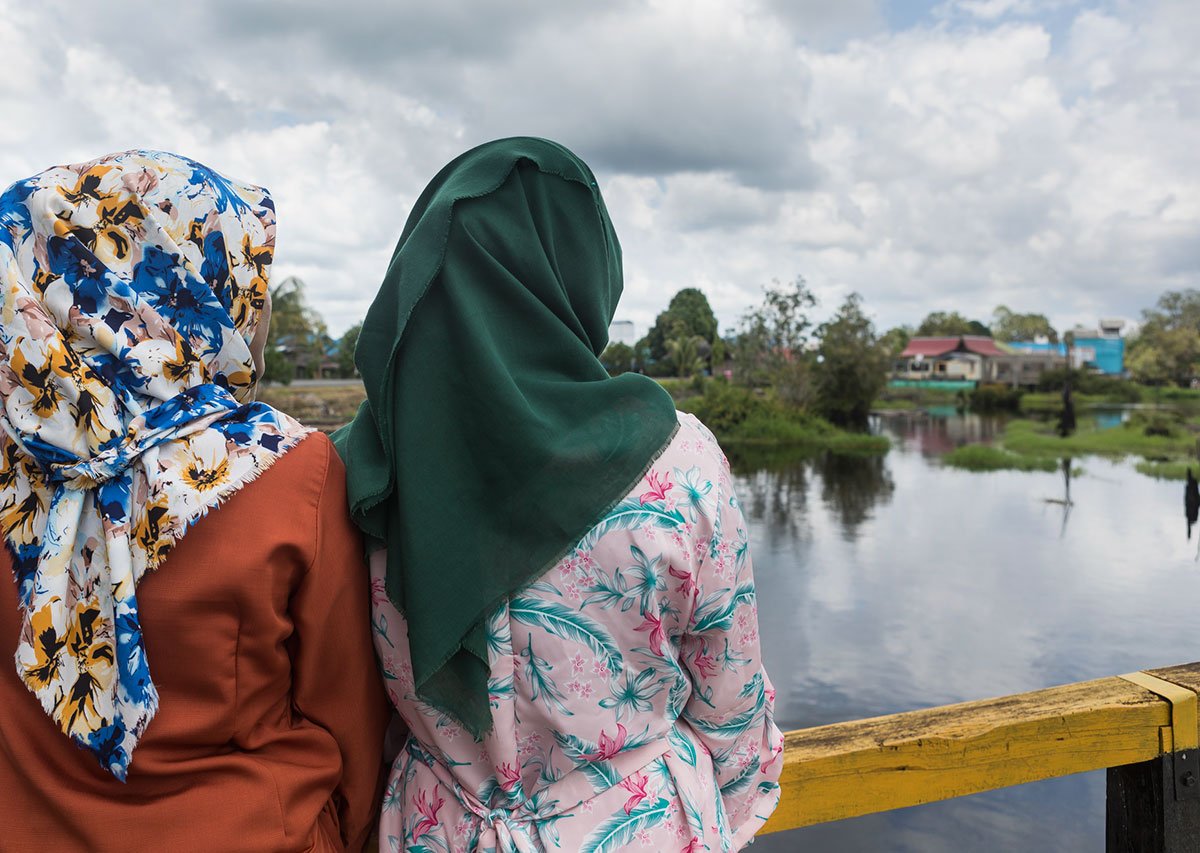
[608,319,638,347]
[1007,319,1126,375]
[894,336,1067,388]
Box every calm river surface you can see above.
[748,411,1200,852]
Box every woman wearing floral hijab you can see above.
[0,150,388,851]
[336,138,783,852]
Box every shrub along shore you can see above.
[666,379,889,453]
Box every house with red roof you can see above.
[894,336,1065,387]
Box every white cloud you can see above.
[1,0,1196,339]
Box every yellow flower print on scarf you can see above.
[180,448,232,494]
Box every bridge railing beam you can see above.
[758,661,1200,851]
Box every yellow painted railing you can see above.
[758,662,1200,838]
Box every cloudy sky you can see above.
[2,0,1196,338]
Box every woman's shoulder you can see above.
[234,429,337,512]
[662,410,729,475]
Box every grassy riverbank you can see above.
[941,412,1199,477]
[673,380,889,452]
[941,445,1059,473]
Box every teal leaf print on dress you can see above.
[667,724,698,767]
[551,731,621,789]
[527,580,563,597]
[739,672,764,699]
[690,583,755,634]
[627,546,666,616]
[579,499,685,550]
[673,466,714,522]
[599,667,666,721]
[682,692,764,738]
[510,597,623,672]
[520,634,574,718]
[580,567,635,612]
[487,674,514,708]
[718,637,751,673]
[579,797,672,853]
[485,607,511,658]
[719,755,761,797]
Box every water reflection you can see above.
[744,414,1200,852]
[728,448,896,543]
[882,410,1007,456]
[1050,458,1073,537]
[815,452,895,539]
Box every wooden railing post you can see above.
[1107,669,1200,852]
[1106,751,1200,852]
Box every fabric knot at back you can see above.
[38,384,242,491]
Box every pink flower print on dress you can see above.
[681,837,705,853]
[584,723,628,761]
[692,644,719,680]
[668,565,698,599]
[639,469,673,505]
[619,771,650,815]
[498,761,522,792]
[635,611,667,655]
[412,789,445,840]
[370,576,388,606]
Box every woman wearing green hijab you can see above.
[336,138,782,851]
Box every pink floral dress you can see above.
[372,412,783,852]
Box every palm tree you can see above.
[665,328,706,378]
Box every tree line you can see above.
[267,272,1200,398]
[602,279,890,428]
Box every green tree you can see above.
[732,277,817,407]
[915,311,990,337]
[640,288,719,362]
[265,276,329,383]
[814,293,889,427]
[991,305,1058,343]
[879,325,913,356]
[600,341,636,376]
[336,321,362,378]
[1126,289,1200,386]
[664,321,706,378]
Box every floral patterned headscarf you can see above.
[0,150,311,779]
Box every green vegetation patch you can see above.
[1134,459,1197,481]
[680,381,889,453]
[1019,392,1117,414]
[942,445,1058,473]
[1002,418,1195,459]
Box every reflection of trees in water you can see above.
[729,451,816,537]
[814,452,896,538]
[730,447,895,542]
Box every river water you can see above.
[747,411,1200,852]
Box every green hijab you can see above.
[333,138,678,737]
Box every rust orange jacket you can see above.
[0,433,389,852]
